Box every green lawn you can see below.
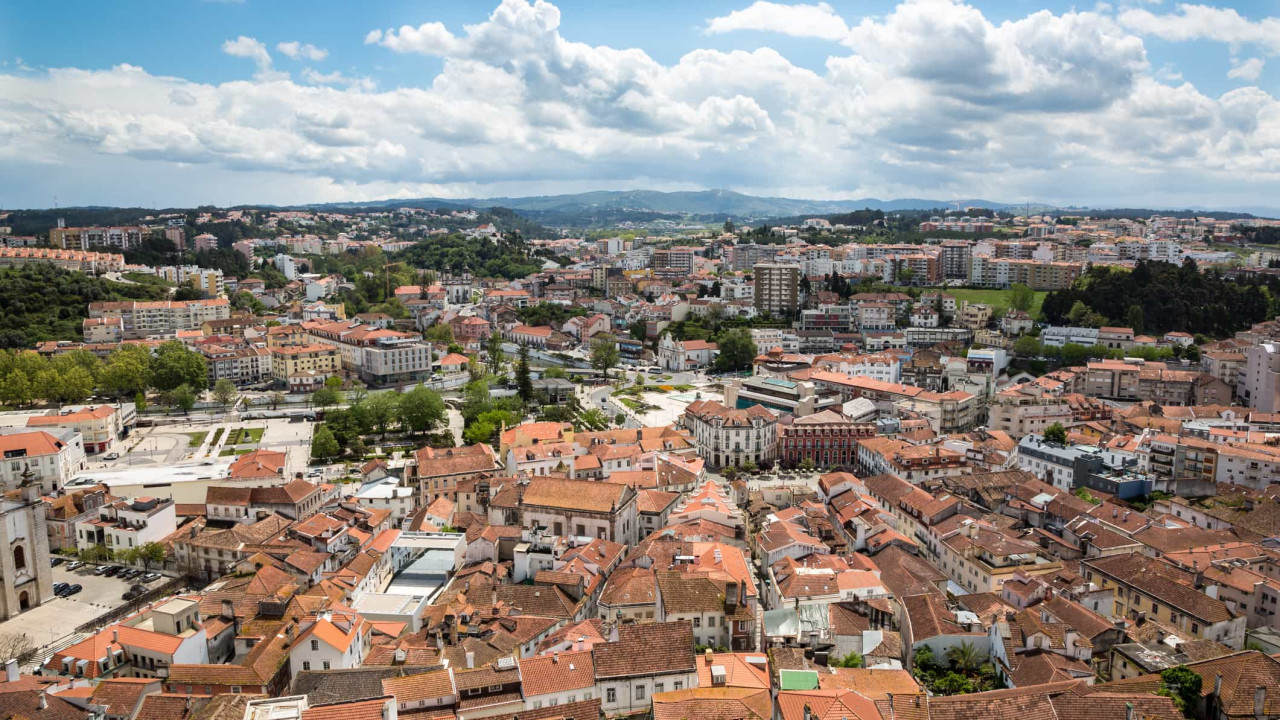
[225,428,244,445]
[186,431,208,448]
[209,428,225,445]
[220,447,252,457]
[241,428,265,444]
[945,288,1048,319]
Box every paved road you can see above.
[0,564,157,649]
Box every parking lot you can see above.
[0,563,164,648]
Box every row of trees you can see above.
[1010,336,1200,364]
[311,386,448,460]
[1041,260,1276,336]
[0,341,209,408]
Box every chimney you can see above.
[553,652,559,664]
[705,648,714,665]
[804,704,813,720]
[1215,674,1223,697]
[37,692,46,710]
[4,659,17,683]
[1255,686,1266,718]
[112,629,119,644]
[1125,702,1134,720]
[221,599,235,620]
[466,651,475,669]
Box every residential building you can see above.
[1242,342,1280,411]
[593,622,697,715]
[26,404,130,455]
[753,263,800,316]
[681,399,778,470]
[777,410,876,468]
[75,497,177,556]
[0,429,86,494]
[270,344,341,392]
[87,299,231,340]
[518,477,640,546]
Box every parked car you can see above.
[104,452,120,461]
[65,561,83,571]
[141,572,161,583]
[52,582,68,594]
[93,565,109,575]
[103,566,121,577]
[122,589,139,601]
[50,557,64,567]
[65,584,82,596]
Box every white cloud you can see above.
[221,36,287,80]
[1228,56,1265,81]
[1118,4,1280,54]
[277,41,329,62]
[9,0,1280,208]
[705,2,850,41]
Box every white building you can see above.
[1241,342,1280,412]
[289,608,373,675]
[0,429,86,494]
[657,336,718,371]
[75,497,178,554]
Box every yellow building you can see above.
[270,343,340,392]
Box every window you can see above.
[310,640,319,651]
[674,682,683,691]
[303,661,311,671]
[232,687,241,694]
[322,661,331,670]
[635,686,646,700]
[606,688,616,703]
[534,702,542,709]
[693,617,701,628]
[655,684,664,694]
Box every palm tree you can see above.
[946,640,981,674]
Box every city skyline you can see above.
[3,0,1280,209]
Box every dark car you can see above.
[65,584,82,596]
[103,566,121,577]
[122,589,141,601]
[53,582,69,594]
[51,557,64,567]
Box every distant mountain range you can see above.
[304,189,1025,219]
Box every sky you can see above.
[3,0,1280,210]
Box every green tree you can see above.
[268,391,286,410]
[134,391,148,413]
[713,328,758,372]
[1067,300,1091,326]
[100,345,153,398]
[212,379,238,409]
[170,384,197,414]
[424,323,454,345]
[399,386,446,433]
[1159,666,1203,718]
[363,392,398,437]
[0,369,33,407]
[628,319,648,342]
[486,332,506,374]
[152,341,208,392]
[312,425,341,460]
[1043,422,1068,445]
[946,640,981,673]
[1013,335,1042,357]
[798,457,816,473]
[1125,304,1145,334]
[463,419,496,445]
[137,542,166,570]
[1009,283,1035,312]
[1061,342,1090,366]
[312,387,342,409]
[516,345,533,404]
[590,336,620,381]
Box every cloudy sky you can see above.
[2,0,1280,209]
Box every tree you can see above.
[312,387,341,409]
[1013,335,1042,357]
[486,333,505,374]
[399,386,446,433]
[832,651,865,668]
[212,379,238,409]
[1159,666,1203,718]
[1125,304,1145,334]
[946,640,981,673]
[137,542,166,570]
[424,323,454,345]
[152,341,208,392]
[363,392,398,437]
[463,419,496,445]
[268,391,286,410]
[0,632,36,665]
[100,345,153,398]
[628,319,648,342]
[0,369,33,407]
[590,337,620,381]
[516,345,533,404]
[1009,283,1035,312]
[1043,422,1068,445]
[134,391,148,413]
[713,328,758,372]
[170,384,197,414]
[312,425,341,460]
[798,457,816,473]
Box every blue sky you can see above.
[2,0,1280,209]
